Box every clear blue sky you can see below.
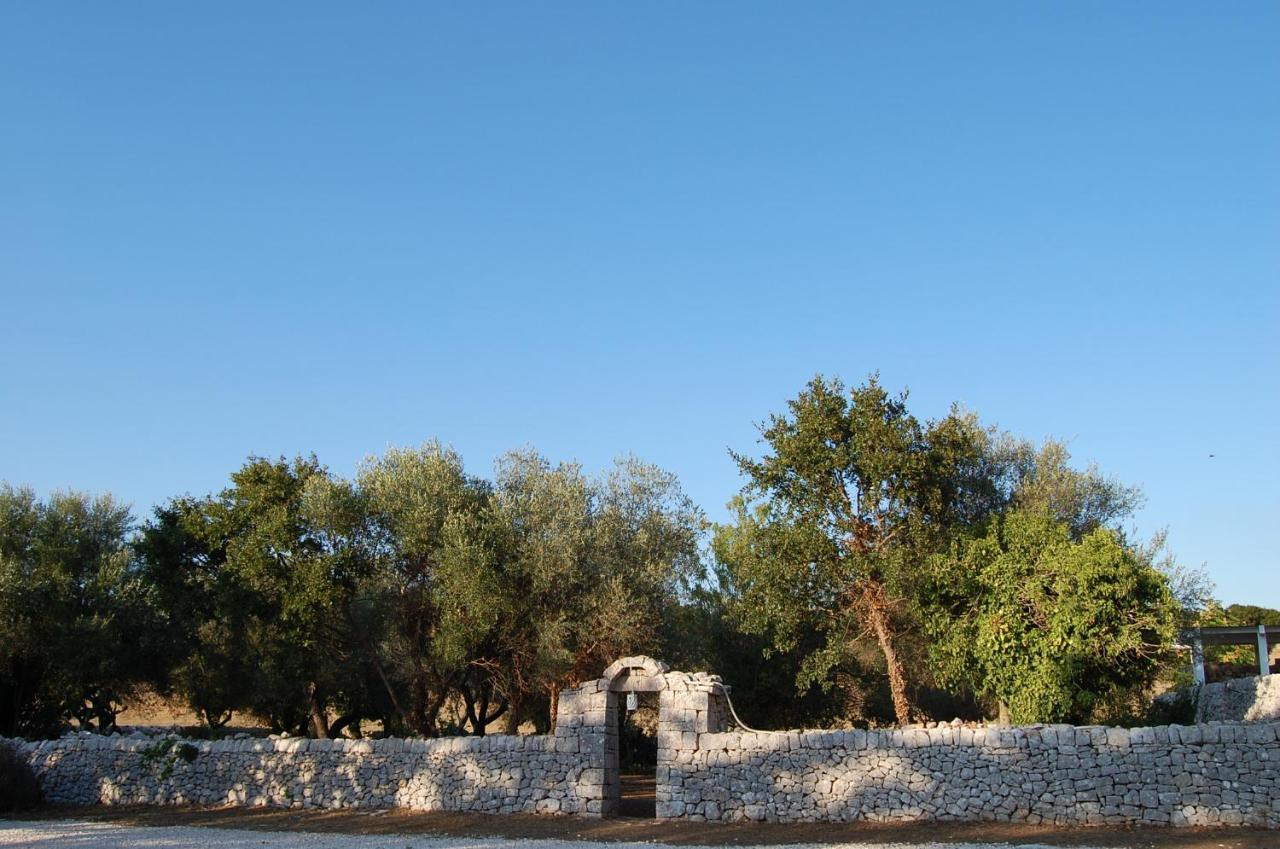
[2,3,1277,606]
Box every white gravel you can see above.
[0,820,1113,849]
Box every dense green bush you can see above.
[0,742,42,812]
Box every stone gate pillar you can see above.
[656,670,729,819]
[553,678,613,816]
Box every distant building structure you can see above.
[1184,624,1280,685]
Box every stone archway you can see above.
[600,657,668,816]
[556,656,729,817]
[601,655,670,691]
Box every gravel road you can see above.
[0,819,1104,849]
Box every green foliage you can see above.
[0,486,161,737]
[0,741,42,811]
[135,497,250,729]
[716,375,995,723]
[138,738,199,780]
[356,441,492,735]
[139,738,175,762]
[992,438,1143,540]
[440,450,704,729]
[137,456,385,737]
[128,442,702,738]
[1222,604,1280,626]
[923,509,1179,724]
[0,401,1212,737]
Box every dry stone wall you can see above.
[660,721,1280,827]
[11,732,605,815]
[8,656,1280,828]
[1198,674,1280,722]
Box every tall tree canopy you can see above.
[716,375,1187,727]
[440,450,704,731]
[0,486,158,737]
[356,441,491,736]
[139,456,384,737]
[716,375,994,724]
[0,403,1201,737]
[131,444,701,738]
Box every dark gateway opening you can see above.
[617,690,658,818]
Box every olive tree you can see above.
[439,450,703,732]
[0,485,159,737]
[716,375,995,725]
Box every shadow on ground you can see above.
[5,804,1276,849]
[619,773,655,820]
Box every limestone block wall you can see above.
[10,654,1280,830]
[659,721,1280,827]
[11,731,605,816]
[1198,674,1280,722]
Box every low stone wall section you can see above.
[11,732,605,815]
[660,721,1280,827]
[8,654,1280,830]
[1198,674,1280,722]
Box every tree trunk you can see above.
[502,696,522,735]
[370,656,407,731]
[862,582,913,726]
[462,682,509,736]
[997,701,1011,726]
[463,684,483,736]
[305,682,330,739]
[423,688,450,737]
[484,699,507,731]
[548,684,559,733]
[408,669,429,735]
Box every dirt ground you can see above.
[8,804,1275,849]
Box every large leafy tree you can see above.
[135,496,254,728]
[139,457,382,737]
[923,509,1179,723]
[441,450,703,732]
[356,442,491,736]
[717,375,995,725]
[0,485,160,737]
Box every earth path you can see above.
[2,807,1274,849]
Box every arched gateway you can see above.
[555,656,729,817]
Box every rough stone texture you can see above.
[9,657,1280,828]
[9,732,604,816]
[660,722,1280,827]
[1198,674,1280,722]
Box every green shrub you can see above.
[138,738,199,780]
[0,741,43,812]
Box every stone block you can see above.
[1104,728,1130,749]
